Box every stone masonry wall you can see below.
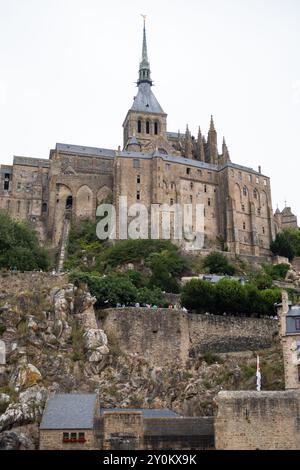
[215,390,300,450]
[100,308,278,365]
[39,429,96,450]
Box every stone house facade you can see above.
[0,20,281,257]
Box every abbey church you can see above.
[0,21,292,257]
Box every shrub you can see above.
[249,272,273,290]
[202,251,236,275]
[136,287,165,306]
[203,352,224,365]
[263,263,290,281]
[70,272,138,308]
[0,324,6,336]
[270,228,300,260]
[215,279,246,314]
[181,279,215,312]
[0,212,50,271]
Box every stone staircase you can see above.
[57,210,71,273]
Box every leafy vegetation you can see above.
[181,278,282,316]
[0,212,50,271]
[202,251,236,275]
[270,228,300,260]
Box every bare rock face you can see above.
[0,430,35,450]
[0,386,48,432]
[10,363,42,391]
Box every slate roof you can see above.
[100,408,180,418]
[287,306,300,317]
[40,394,97,430]
[131,83,165,115]
[56,143,115,158]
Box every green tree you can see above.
[202,251,236,275]
[214,278,245,314]
[270,228,300,260]
[181,279,215,312]
[0,212,50,271]
[136,287,165,306]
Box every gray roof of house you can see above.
[56,143,115,158]
[40,394,97,430]
[287,306,300,317]
[100,408,180,418]
[131,83,165,115]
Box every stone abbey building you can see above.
[0,20,281,257]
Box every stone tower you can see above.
[122,18,171,154]
[278,291,300,389]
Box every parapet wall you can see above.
[99,308,278,365]
[215,390,300,450]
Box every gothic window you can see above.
[137,120,142,133]
[243,186,247,196]
[42,202,47,213]
[243,222,246,230]
[253,189,258,199]
[146,121,150,134]
[154,121,159,135]
[208,198,211,206]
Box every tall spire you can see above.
[138,15,152,86]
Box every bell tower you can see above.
[123,16,168,153]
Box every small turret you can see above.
[184,125,193,158]
[221,137,231,163]
[197,127,205,162]
[207,115,218,165]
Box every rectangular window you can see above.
[264,179,267,186]
[17,182,21,190]
[4,180,9,190]
[242,204,245,212]
[133,159,140,169]
[208,198,211,206]
[165,163,170,171]
[256,177,259,184]
[295,318,300,331]
[63,433,69,439]
[71,433,77,439]
[248,174,252,182]
[137,175,140,184]
[204,185,207,193]
[78,432,86,442]
[136,191,140,201]
[186,168,191,175]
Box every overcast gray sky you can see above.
[0,0,299,217]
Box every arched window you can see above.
[243,186,247,196]
[154,121,159,135]
[253,189,258,200]
[66,196,73,209]
[137,120,142,133]
[42,202,47,213]
[146,121,150,134]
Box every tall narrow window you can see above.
[298,365,300,382]
[243,222,246,230]
[204,185,207,193]
[137,175,140,184]
[208,198,211,206]
[154,122,158,135]
[262,226,265,234]
[136,191,140,200]
[186,168,191,175]
[137,120,142,133]
[146,121,150,134]
[17,201,21,213]
[27,201,30,214]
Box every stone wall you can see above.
[215,390,300,450]
[143,417,214,450]
[100,308,278,365]
[39,429,96,450]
